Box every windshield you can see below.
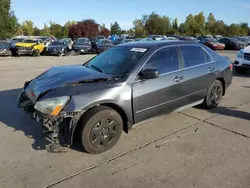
[208,38,218,42]
[51,41,64,45]
[85,46,148,77]
[12,38,24,42]
[38,37,49,41]
[75,39,89,45]
[96,36,105,40]
[99,40,111,44]
[230,38,240,42]
[22,39,37,43]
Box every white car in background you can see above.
[61,38,73,50]
[235,46,250,73]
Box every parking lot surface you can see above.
[1,51,250,188]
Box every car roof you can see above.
[117,40,200,49]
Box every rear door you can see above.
[132,46,192,123]
[177,45,218,104]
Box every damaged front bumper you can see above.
[17,89,80,153]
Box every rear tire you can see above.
[204,80,223,109]
[80,106,123,154]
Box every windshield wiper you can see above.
[90,65,103,73]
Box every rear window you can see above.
[180,46,206,68]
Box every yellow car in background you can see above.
[14,38,45,56]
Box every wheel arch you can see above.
[70,102,131,145]
[216,77,225,95]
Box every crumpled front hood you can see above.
[25,65,111,102]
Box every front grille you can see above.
[17,46,32,51]
[244,53,250,61]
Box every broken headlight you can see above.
[34,96,70,116]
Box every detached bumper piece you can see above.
[33,112,70,153]
[18,90,70,153]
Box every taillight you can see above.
[229,64,233,71]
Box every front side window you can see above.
[180,46,206,68]
[85,46,148,77]
[143,47,180,74]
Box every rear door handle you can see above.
[174,76,184,82]
[208,66,215,71]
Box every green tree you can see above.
[193,12,206,35]
[184,14,195,35]
[22,20,34,36]
[49,21,63,38]
[40,23,50,36]
[239,22,249,36]
[228,24,241,36]
[172,18,179,32]
[63,20,77,37]
[206,13,216,35]
[144,12,170,35]
[178,23,185,34]
[162,16,171,34]
[33,26,42,36]
[133,19,147,37]
[214,20,228,36]
[110,22,121,35]
[0,0,19,38]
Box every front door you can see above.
[132,46,189,123]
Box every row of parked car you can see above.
[1,34,249,57]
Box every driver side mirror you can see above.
[139,69,159,80]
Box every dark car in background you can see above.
[113,37,125,45]
[219,37,247,50]
[95,35,106,42]
[235,37,250,46]
[73,38,92,54]
[18,41,232,154]
[10,37,25,49]
[95,39,114,53]
[47,40,69,56]
[0,41,12,56]
[182,36,199,42]
[199,38,225,50]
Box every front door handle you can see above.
[208,66,215,71]
[174,76,184,82]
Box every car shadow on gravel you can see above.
[196,105,250,121]
[0,88,49,150]
[233,70,250,78]
[210,106,250,121]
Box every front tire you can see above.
[80,106,123,154]
[204,80,223,109]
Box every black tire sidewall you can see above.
[80,106,123,154]
[33,49,40,56]
[205,80,223,109]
